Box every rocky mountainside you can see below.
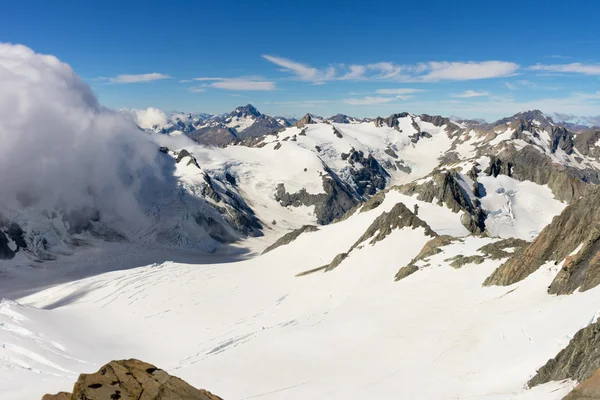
[484,186,600,293]
[8,106,600,270]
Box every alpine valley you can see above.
[4,44,600,400]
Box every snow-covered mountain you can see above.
[5,44,600,400]
[127,104,294,146]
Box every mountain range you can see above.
[5,99,600,399]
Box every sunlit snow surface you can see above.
[0,192,592,400]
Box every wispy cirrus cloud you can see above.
[98,73,171,84]
[452,90,489,98]
[375,88,425,95]
[422,61,519,81]
[529,63,600,75]
[504,79,561,91]
[261,55,335,84]
[190,77,277,91]
[344,96,397,105]
[262,55,520,83]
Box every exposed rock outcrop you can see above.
[341,149,389,196]
[528,320,600,389]
[296,113,317,127]
[563,368,600,400]
[275,169,359,225]
[395,235,455,280]
[350,202,436,251]
[42,359,223,400]
[322,203,436,272]
[397,171,486,234]
[373,112,411,129]
[483,146,598,203]
[188,125,238,147]
[484,187,600,288]
[176,149,201,168]
[262,225,319,254]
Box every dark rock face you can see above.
[409,130,432,144]
[262,225,319,254]
[275,169,359,225]
[395,264,419,281]
[548,224,600,295]
[483,146,598,203]
[321,202,437,272]
[328,114,351,123]
[397,171,486,234]
[574,129,600,158]
[341,149,389,196]
[0,216,27,260]
[528,320,600,389]
[188,125,238,147]
[350,202,437,250]
[42,359,223,400]
[238,115,286,139]
[324,252,349,272]
[484,187,600,288]
[228,104,261,119]
[373,113,411,129]
[485,155,513,177]
[419,114,461,133]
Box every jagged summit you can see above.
[296,113,319,127]
[229,104,262,118]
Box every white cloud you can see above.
[121,107,168,129]
[262,54,335,84]
[262,55,520,83]
[422,61,519,81]
[188,87,206,93]
[0,43,161,225]
[190,77,276,91]
[344,96,396,105]
[453,90,489,98]
[102,72,171,84]
[366,62,404,79]
[210,79,276,91]
[504,79,561,91]
[268,100,329,105]
[339,65,367,80]
[529,63,600,75]
[376,88,425,95]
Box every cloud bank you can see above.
[0,43,161,225]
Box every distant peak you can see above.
[231,104,261,118]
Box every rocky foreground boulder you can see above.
[42,359,222,400]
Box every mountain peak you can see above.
[296,113,318,127]
[230,104,261,118]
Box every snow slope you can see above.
[1,192,597,400]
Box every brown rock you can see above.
[42,393,70,400]
[564,368,600,400]
[42,359,223,400]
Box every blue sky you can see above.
[1,0,599,120]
